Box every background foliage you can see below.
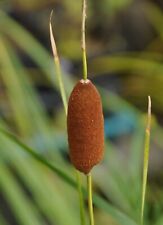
[0,0,163,225]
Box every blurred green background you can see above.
[0,0,163,225]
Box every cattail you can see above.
[67,79,104,174]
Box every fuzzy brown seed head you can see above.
[67,79,104,174]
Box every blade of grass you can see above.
[0,126,138,225]
[0,35,53,138]
[128,119,145,220]
[140,96,151,225]
[49,11,67,114]
[0,36,32,135]
[0,161,46,225]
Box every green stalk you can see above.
[82,1,94,224]
[140,96,151,225]
[76,171,86,225]
[87,174,95,225]
[49,14,86,225]
[82,0,88,80]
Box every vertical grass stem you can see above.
[82,0,88,80]
[140,96,151,225]
[87,173,94,225]
[76,171,86,225]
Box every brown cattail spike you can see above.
[67,79,104,174]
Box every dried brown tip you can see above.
[49,10,58,59]
[67,79,104,174]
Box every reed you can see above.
[140,96,151,225]
[67,1,104,225]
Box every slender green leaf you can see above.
[141,97,151,225]
[0,162,46,225]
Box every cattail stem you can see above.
[87,173,94,225]
[140,96,151,225]
[82,0,88,80]
[76,171,86,225]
